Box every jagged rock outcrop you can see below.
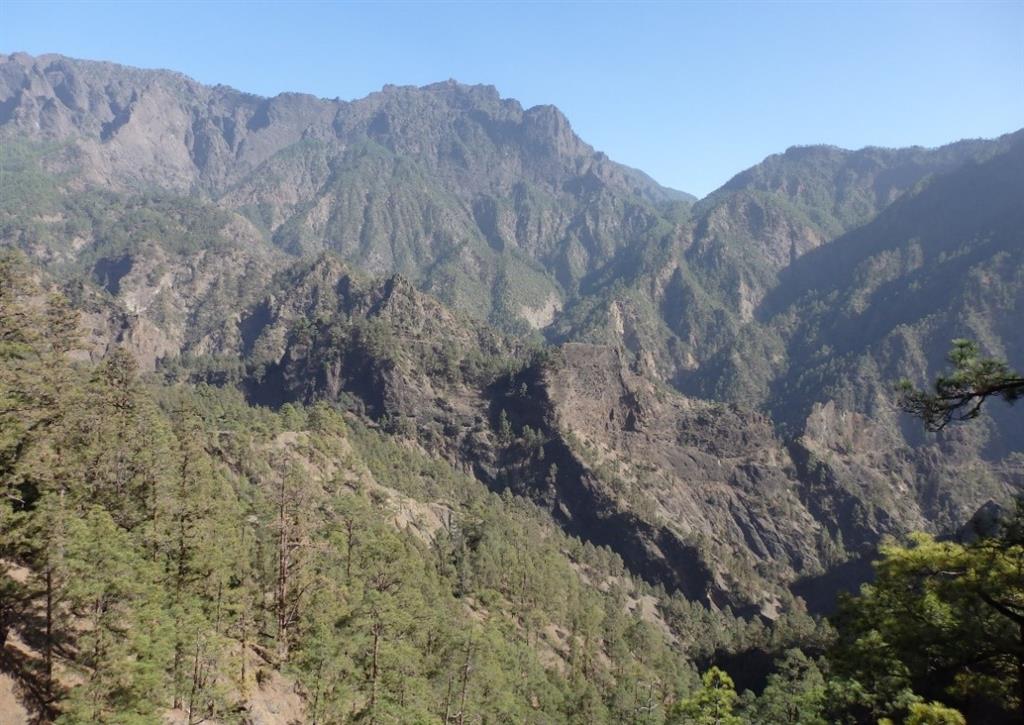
[236,261,1003,613]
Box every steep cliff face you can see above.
[0,147,282,370]
[550,133,1020,383]
[232,258,1010,614]
[707,140,1011,239]
[234,264,728,604]
[0,53,691,329]
[522,344,824,612]
[682,138,1016,318]
[0,52,338,192]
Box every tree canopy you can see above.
[898,340,1024,430]
[829,528,1023,723]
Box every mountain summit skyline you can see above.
[5,0,1021,195]
[6,48,1012,205]
[0,35,1022,724]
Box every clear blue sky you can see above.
[3,1,1022,196]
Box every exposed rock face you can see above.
[0,52,337,192]
[0,52,692,327]
[956,500,1006,543]
[551,132,1023,402]
[234,262,1006,613]
[530,344,823,611]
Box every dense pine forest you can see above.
[5,253,1021,724]
[0,51,1022,723]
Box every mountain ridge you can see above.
[1,51,1020,618]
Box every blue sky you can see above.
[3,1,1022,196]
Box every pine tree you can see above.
[668,666,742,725]
[159,405,248,719]
[751,649,827,724]
[56,507,173,724]
[905,701,966,725]
[0,258,83,704]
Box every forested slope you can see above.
[1,258,829,723]
[1,51,1022,723]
